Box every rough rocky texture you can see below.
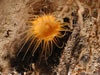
[0,0,30,74]
[0,0,100,75]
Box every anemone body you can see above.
[21,15,68,60]
[30,15,62,41]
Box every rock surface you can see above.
[0,0,100,75]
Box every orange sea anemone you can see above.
[18,15,69,60]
